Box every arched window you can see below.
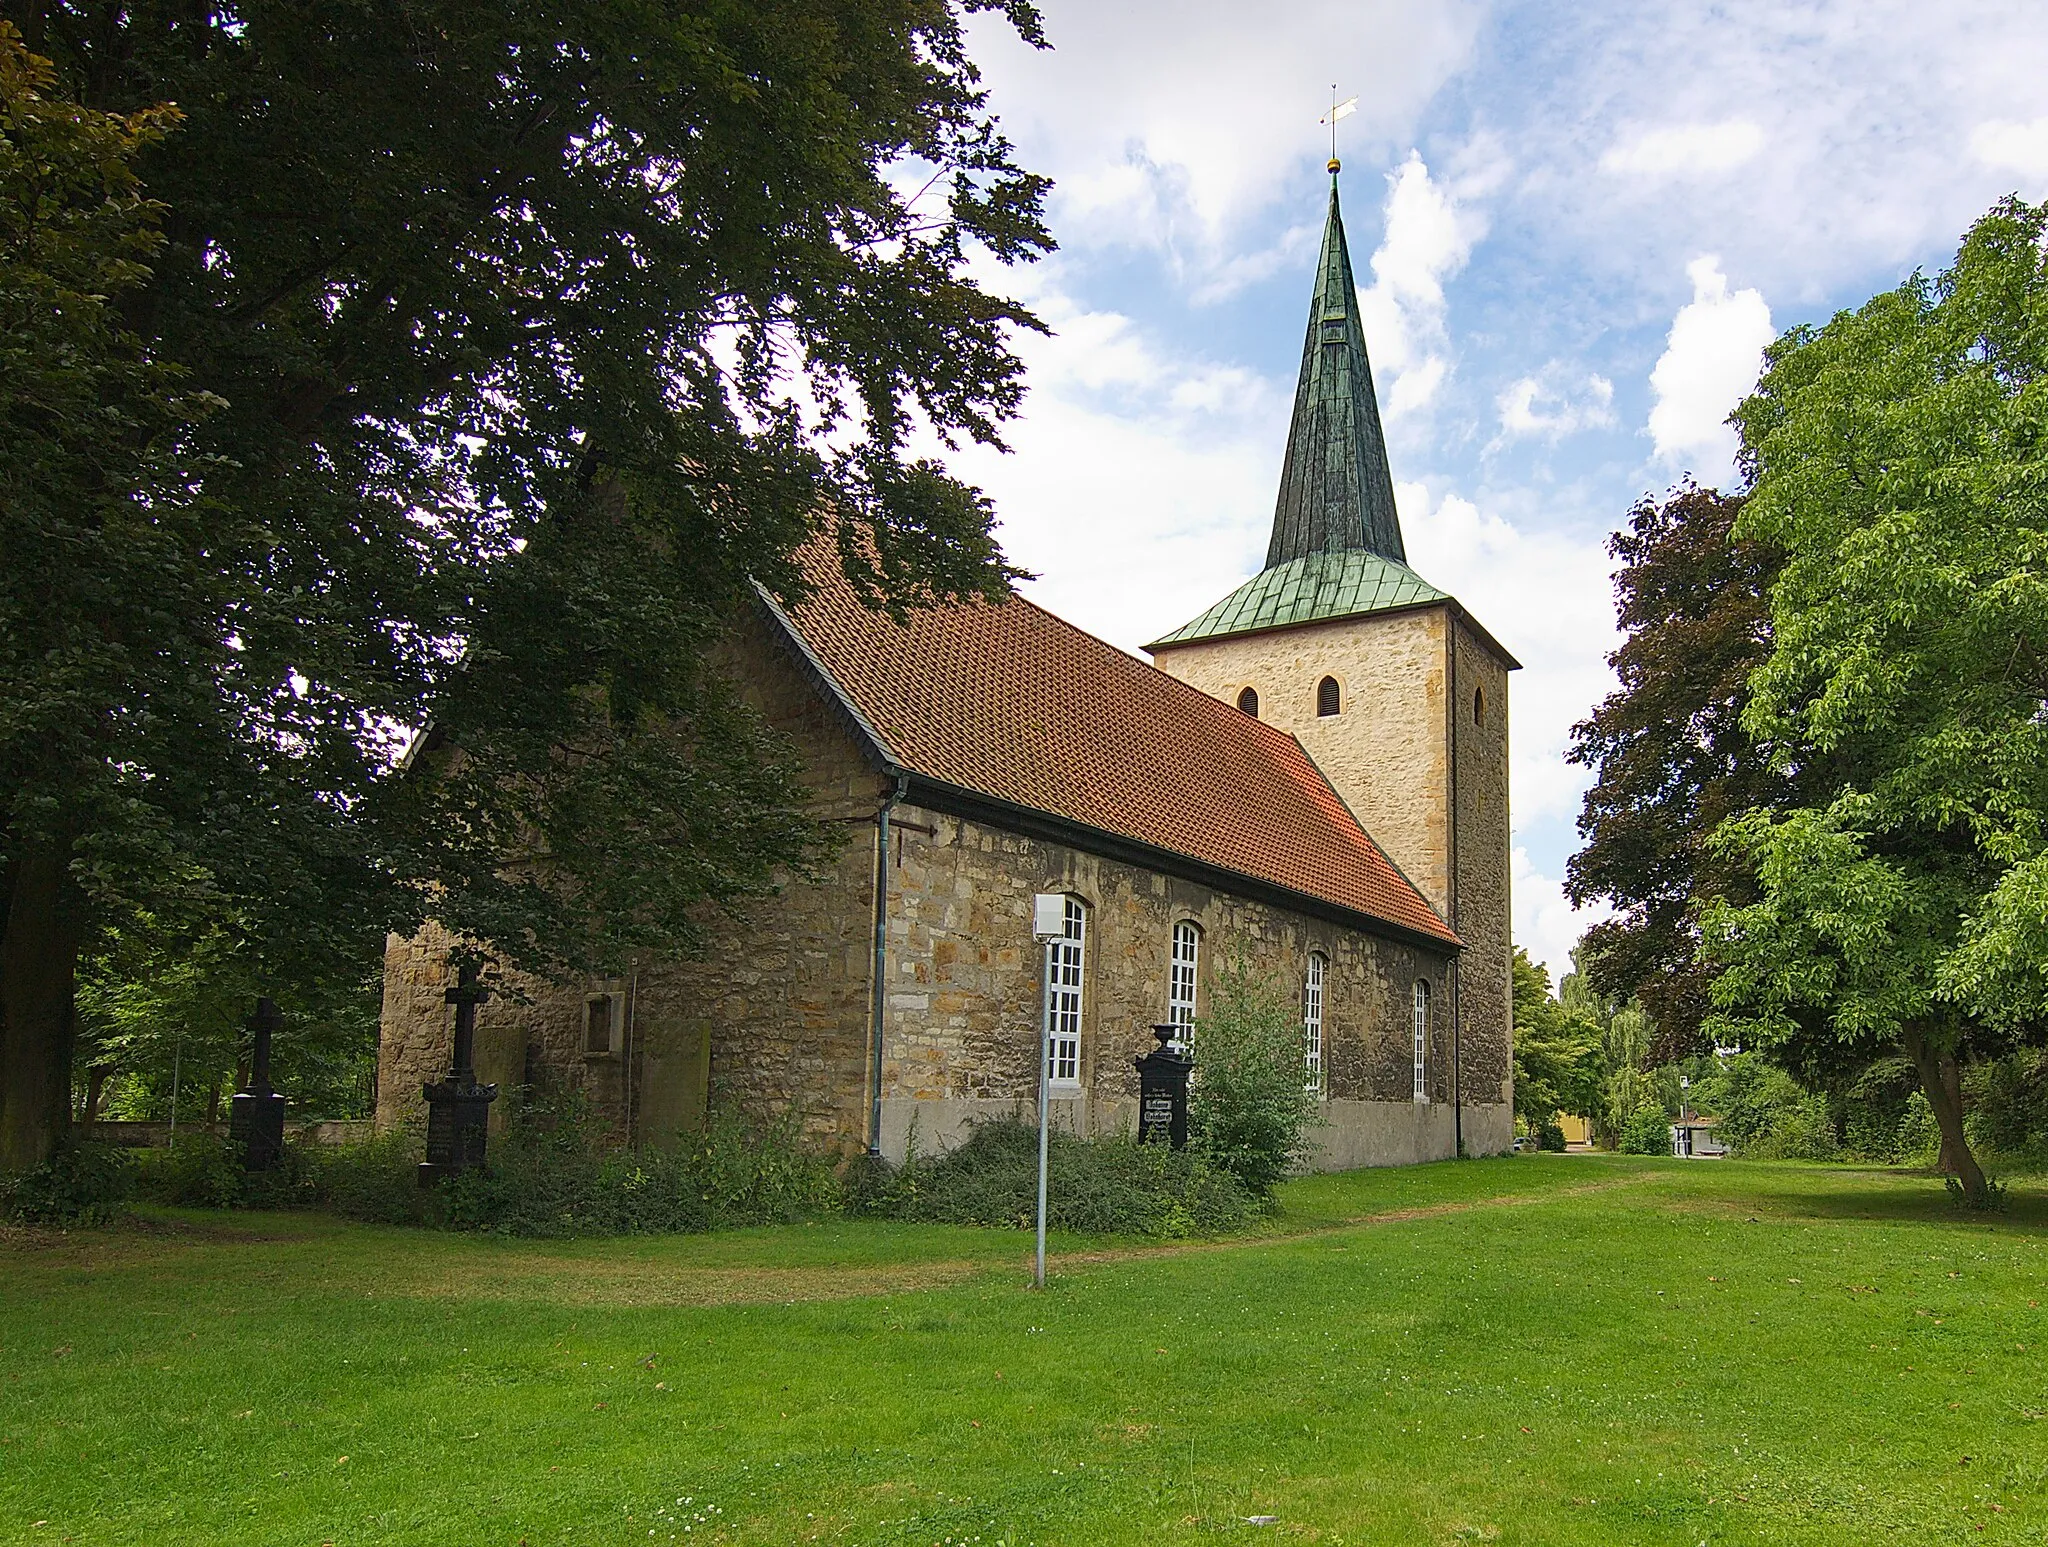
[1167,920,1200,1049]
[1237,686,1259,717]
[1474,685,1485,726]
[1412,979,1431,1102]
[1044,896,1087,1088]
[1316,676,1341,717]
[1303,953,1326,1092]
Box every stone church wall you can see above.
[870,803,1487,1165]
[1451,615,1514,1123]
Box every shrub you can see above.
[862,1118,1260,1238]
[1188,958,1321,1194]
[1618,1104,1672,1155]
[439,1093,840,1237]
[1537,1121,1567,1152]
[1965,1050,2048,1171]
[1,1143,133,1226]
[1739,1097,1839,1161]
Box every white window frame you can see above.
[1304,953,1326,1092]
[1168,920,1200,1049]
[1412,979,1431,1102]
[585,981,625,1056]
[1044,897,1086,1091]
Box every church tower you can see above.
[1147,160,1517,1143]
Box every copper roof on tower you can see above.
[762,554,1458,947]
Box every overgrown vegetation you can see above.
[854,1119,1259,1239]
[1185,957,1321,1192]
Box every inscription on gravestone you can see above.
[1133,1023,1193,1150]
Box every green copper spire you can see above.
[1266,168,1405,568]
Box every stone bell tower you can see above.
[1146,158,1518,1140]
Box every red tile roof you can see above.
[772,561,1457,947]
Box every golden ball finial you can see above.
[1327,156,1342,174]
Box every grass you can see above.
[3,1154,2046,1545]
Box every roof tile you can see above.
[777,559,1457,946]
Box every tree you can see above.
[1704,196,2048,1204]
[1188,958,1321,1195]
[1565,484,1794,1057]
[1510,947,1600,1137]
[0,4,1054,1169]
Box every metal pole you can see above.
[1035,937,1051,1291]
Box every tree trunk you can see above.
[0,846,83,1172]
[1904,1024,1986,1202]
[82,1066,108,1131]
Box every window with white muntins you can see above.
[1304,952,1326,1092]
[1169,920,1200,1048]
[1412,979,1431,1101]
[1045,896,1086,1088]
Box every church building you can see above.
[376,166,1518,1167]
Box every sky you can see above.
[922,0,2048,982]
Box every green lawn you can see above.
[4,1155,2046,1545]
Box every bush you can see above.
[1965,1050,2048,1171]
[1619,1104,1672,1155]
[439,1094,840,1237]
[1,1143,133,1226]
[860,1118,1260,1238]
[1188,958,1321,1194]
[1740,1097,1839,1161]
[1537,1121,1567,1153]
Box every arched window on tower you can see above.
[1237,686,1259,717]
[1474,685,1485,726]
[1317,676,1341,717]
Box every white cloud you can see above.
[963,0,1485,280]
[1971,117,2048,180]
[1646,256,1774,480]
[1600,120,1765,178]
[1495,369,1615,444]
[1514,848,1610,983]
[1357,153,1487,417]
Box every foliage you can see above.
[1552,962,1671,1145]
[1705,196,2048,1203]
[1536,1121,1567,1152]
[1510,947,1602,1134]
[0,1139,131,1224]
[1,1,1054,1167]
[1567,485,1794,1057]
[1186,957,1322,1193]
[856,1118,1260,1239]
[438,1095,841,1238]
[1617,1104,1672,1156]
[1963,1049,2048,1171]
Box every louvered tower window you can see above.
[1317,676,1341,717]
[1237,686,1259,717]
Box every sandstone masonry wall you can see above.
[1451,617,1514,1109]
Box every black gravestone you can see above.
[1133,1024,1193,1150]
[418,958,498,1185]
[228,996,287,1172]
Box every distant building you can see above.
[377,164,1518,1168]
[1671,1115,1727,1158]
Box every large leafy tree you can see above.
[1705,197,2048,1202]
[1509,948,1600,1137]
[1565,485,1795,1057]
[0,2,1053,1169]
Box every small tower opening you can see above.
[1474,685,1485,726]
[1237,686,1260,717]
[1316,676,1341,717]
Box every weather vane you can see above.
[1320,85,1358,173]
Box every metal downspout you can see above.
[868,774,908,1155]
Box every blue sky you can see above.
[931,0,2048,978]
